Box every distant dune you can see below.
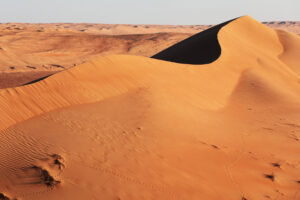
[0,31,191,88]
[0,20,298,72]
[0,30,191,72]
[1,21,299,35]
[0,20,299,88]
[0,16,299,200]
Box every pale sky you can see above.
[0,0,299,25]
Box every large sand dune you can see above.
[0,20,299,72]
[0,20,299,89]
[0,16,300,200]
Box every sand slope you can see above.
[0,20,299,89]
[0,20,299,73]
[0,31,191,72]
[0,16,300,200]
[152,18,235,64]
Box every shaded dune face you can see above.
[0,71,57,89]
[0,16,300,200]
[4,18,233,87]
[151,18,235,64]
[276,30,300,76]
[22,74,53,86]
[11,18,233,87]
[0,30,191,73]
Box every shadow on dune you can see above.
[151,18,237,64]
[23,74,53,86]
[21,18,238,87]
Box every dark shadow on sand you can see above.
[151,18,237,64]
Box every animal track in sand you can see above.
[288,133,299,141]
[264,173,275,182]
[211,144,219,149]
[38,154,65,170]
[282,123,300,128]
[271,163,281,168]
[196,140,221,150]
[48,154,65,170]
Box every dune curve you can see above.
[0,16,300,200]
[0,15,299,134]
[151,18,236,64]
[276,30,300,76]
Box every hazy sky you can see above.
[0,0,299,25]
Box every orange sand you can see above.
[0,16,299,200]
[0,20,298,73]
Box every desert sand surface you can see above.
[0,29,190,88]
[1,21,299,35]
[0,20,299,88]
[0,20,299,73]
[0,29,191,72]
[0,16,300,200]
[263,21,300,35]
[0,71,56,89]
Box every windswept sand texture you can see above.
[0,16,300,199]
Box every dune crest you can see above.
[0,16,300,200]
[0,16,299,131]
[151,18,235,64]
[277,30,300,76]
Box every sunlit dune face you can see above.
[0,16,299,200]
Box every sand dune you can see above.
[0,30,191,72]
[0,20,298,73]
[1,21,299,35]
[0,31,191,88]
[152,18,235,64]
[0,20,299,89]
[0,16,300,200]
[0,71,56,89]
[263,21,300,35]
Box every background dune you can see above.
[1,21,299,35]
[0,16,299,200]
[0,20,299,88]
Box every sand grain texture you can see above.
[0,16,300,200]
